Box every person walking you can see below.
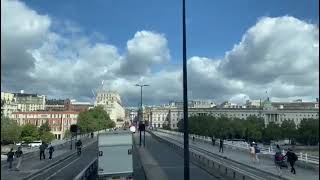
[192,136,195,142]
[14,146,23,171]
[253,142,260,163]
[249,143,255,163]
[7,148,14,170]
[39,142,46,160]
[211,136,215,146]
[284,148,298,174]
[219,138,224,153]
[48,143,54,160]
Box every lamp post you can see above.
[135,84,149,147]
[182,0,190,179]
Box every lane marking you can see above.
[44,156,80,180]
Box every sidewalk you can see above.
[155,131,319,180]
[1,137,96,180]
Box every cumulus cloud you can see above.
[1,0,318,106]
[118,31,170,76]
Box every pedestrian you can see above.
[48,143,54,160]
[284,148,298,174]
[7,148,14,170]
[253,142,260,163]
[192,136,195,142]
[275,144,281,154]
[249,143,255,163]
[211,136,215,146]
[15,146,23,171]
[39,142,46,160]
[219,138,224,153]
[91,132,94,138]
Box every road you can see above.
[154,130,319,180]
[134,132,220,180]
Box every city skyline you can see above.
[1,0,319,106]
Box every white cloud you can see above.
[1,0,318,106]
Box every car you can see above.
[28,141,42,148]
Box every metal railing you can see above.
[74,158,98,180]
[156,129,319,165]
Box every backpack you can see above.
[254,146,260,153]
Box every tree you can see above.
[1,117,21,144]
[281,120,297,143]
[296,118,319,145]
[39,121,51,136]
[77,106,115,133]
[40,132,55,144]
[20,124,39,143]
[263,122,281,142]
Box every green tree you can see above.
[77,106,115,133]
[40,131,55,144]
[296,118,319,145]
[281,120,297,143]
[263,122,281,142]
[1,117,21,144]
[20,124,39,143]
[38,121,51,136]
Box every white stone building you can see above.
[95,91,125,127]
[14,93,46,112]
[150,99,319,130]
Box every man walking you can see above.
[7,148,14,170]
[15,146,23,171]
[219,138,224,153]
[39,142,46,160]
[48,143,54,160]
[284,148,298,174]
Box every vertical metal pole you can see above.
[140,86,143,146]
[144,130,146,147]
[182,0,189,179]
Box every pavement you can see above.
[154,131,319,180]
[1,136,95,180]
[134,131,220,180]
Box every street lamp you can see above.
[135,84,149,147]
[135,84,149,124]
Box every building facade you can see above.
[11,111,79,140]
[94,91,125,127]
[1,92,18,117]
[14,93,46,112]
[150,99,319,130]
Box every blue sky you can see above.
[22,0,319,62]
[2,0,319,105]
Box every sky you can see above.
[1,0,319,106]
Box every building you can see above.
[246,100,261,108]
[11,111,79,140]
[1,92,18,117]
[13,92,46,112]
[150,99,319,130]
[69,99,94,113]
[45,99,67,111]
[94,91,125,127]
[125,107,138,122]
[169,100,216,108]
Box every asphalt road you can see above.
[138,132,220,180]
[24,136,146,180]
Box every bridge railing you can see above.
[74,158,98,180]
[156,129,319,165]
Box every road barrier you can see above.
[149,130,288,180]
[73,158,98,180]
[157,129,319,166]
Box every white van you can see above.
[98,131,133,180]
[29,141,42,148]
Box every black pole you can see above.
[182,0,189,179]
[140,86,143,146]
